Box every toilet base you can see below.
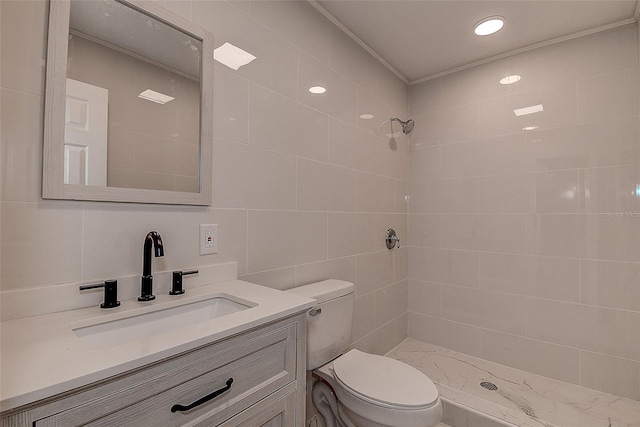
[339,403,400,427]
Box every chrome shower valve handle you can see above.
[385,228,400,249]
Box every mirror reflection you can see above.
[65,0,202,193]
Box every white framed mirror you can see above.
[43,0,213,205]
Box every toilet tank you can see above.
[287,280,354,370]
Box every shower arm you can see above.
[389,117,402,135]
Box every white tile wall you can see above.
[0,0,408,357]
[213,138,297,210]
[0,1,48,96]
[408,24,640,400]
[297,159,358,212]
[1,89,43,202]
[298,52,359,126]
[479,330,581,384]
[213,66,249,144]
[580,259,640,311]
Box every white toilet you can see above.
[288,279,443,427]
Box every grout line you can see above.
[406,277,640,314]
[244,209,249,276]
[80,203,85,280]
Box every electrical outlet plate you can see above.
[199,224,218,255]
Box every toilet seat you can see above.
[333,350,439,410]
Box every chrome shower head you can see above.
[390,117,415,135]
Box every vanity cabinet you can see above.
[0,314,306,427]
[218,389,296,427]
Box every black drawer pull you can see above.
[170,378,234,413]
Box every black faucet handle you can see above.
[170,269,198,295]
[80,280,120,309]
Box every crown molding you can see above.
[308,0,640,87]
[307,0,409,85]
[409,18,637,85]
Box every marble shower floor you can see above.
[387,339,640,427]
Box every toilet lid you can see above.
[333,349,439,409]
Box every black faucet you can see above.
[139,231,164,301]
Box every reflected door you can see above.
[64,78,108,186]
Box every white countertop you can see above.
[0,280,315,413]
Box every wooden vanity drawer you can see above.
[215,385,296,427]
[34,320,297,427]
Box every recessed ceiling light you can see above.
[514,104,544,117]
[213,42,256,71]
[522,126,539,131]
[138,89,174,104]
[500,75,521,85]
[309,86,327,94]
[359,114,374,119]
[474,16,504,36]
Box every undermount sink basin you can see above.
[71,295,254,349]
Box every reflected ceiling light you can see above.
[359,114,374,119]
[514,104,544,117]
[522,126,539,131]
[500,75,521,85]
[309,86,327,94]
[474,16,504,36]
[138,89,174,104]
[561,189,577,200]
[213,42,256,71]
[636,185,640,197]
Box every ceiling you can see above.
[314,0,640,83]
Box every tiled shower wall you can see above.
[407,24,640,400]
[0,0,409,354]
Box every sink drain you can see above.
[480,381,498,391]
